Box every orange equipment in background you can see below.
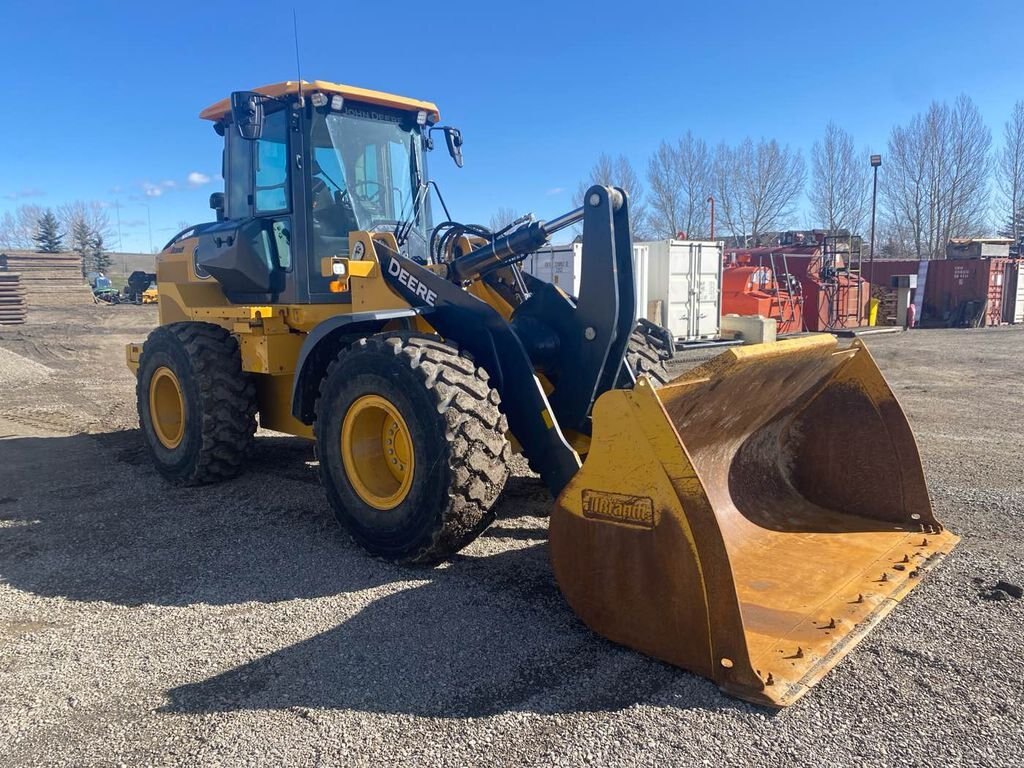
[721,264,804,334]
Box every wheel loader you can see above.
[127,79,958,707]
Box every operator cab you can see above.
[181,80,463,305]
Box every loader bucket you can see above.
[549,335,958,707]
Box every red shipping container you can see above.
[862,260,922,294]
[922,258,1009,327]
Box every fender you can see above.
[290,308,429,423]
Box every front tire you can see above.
[137,322,257,485]
[315,334,510,565]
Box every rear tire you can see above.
[137,322,257,485]
[314,333,510,565]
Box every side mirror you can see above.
[230,91,265,140]
[209,192,225,222]
[444,126,464,168]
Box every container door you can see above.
[632,245,649,324]
[571,243,584,297]
[695,243,722,339]
[1015,263,1024,323]
[987,262,1004,326]
[666,243,693,340]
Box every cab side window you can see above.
[255,110,290,214]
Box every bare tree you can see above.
[488,207,522,232]
[714,138,806,245]
[58,201,114,275]
[882,95,991,260]
[810,122,870,233]
[997,100,1024,250]
[0,204,45,249]
[577,153,649,238]
[646,133,713,239]
[58,201,113,245]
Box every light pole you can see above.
[707,195,715,240]
[136,201,154,254]
[869,155,881,287]
[113,200,126,276]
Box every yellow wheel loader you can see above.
[127,79,958,707]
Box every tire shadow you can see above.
[0,430,403,605]
[0,428,751,717]
[162,544,748,718]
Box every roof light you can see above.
[416,110,428,126]
[310,92,328,108]
[332,260,347,276]
[331,95,344,111]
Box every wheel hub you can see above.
[149,366,185,449]
[341,394,415,510]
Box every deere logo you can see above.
[581,490,656,529]
[386,257,437,306]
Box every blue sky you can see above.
[1,0,1021,252]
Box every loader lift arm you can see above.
[377,185,635,494]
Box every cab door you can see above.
[197,105,300,303]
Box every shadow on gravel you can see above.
[0,430,404,604]
[163,543,750,718]
[0,428,749,717]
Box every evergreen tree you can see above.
[70,217,93,276]
[33,209,64,253]
[998,206,1024,256]
[91,233,112,273]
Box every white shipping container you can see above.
[639,239,723,341]
[1013,262,1024,324]
[521,243,582,295]
[522,242,649,323]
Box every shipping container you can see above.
[640,240,722,341]
[1003,261,1024,324]
[521,243,581,295]
[522,242,650,324]
[945,238,1012,260]
[920,257,1009,327]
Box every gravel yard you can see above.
[1,306,1022,766]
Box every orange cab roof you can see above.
[199,80,440,122]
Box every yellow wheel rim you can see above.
[341,394,415,510]
[149,366,185,449]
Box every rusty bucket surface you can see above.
[549,335,958,706]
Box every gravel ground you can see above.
[1,308,1022,767]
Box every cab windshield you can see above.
[310,107,428,260]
